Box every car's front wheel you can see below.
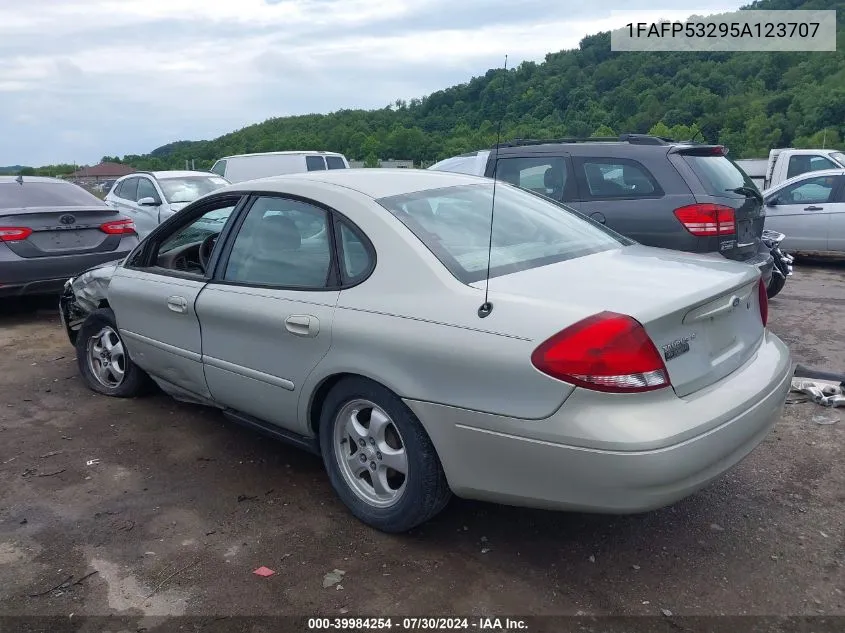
[319,377,451,533]
[76,308,152,397]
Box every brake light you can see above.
[0,227,33,242]
[100,219,136,235]
[531,311,670,393]
[758,278,768,327]
[674,204,736,236]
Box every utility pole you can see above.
[191,159,195,170]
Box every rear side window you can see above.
[787,154,839,179]
[494,156,572,202]
[0,181,106,208]
[377,183,628,284]
[306,156,326,171]
[326,156,347,170]
[680,155,755,197]
[118,177,138,201]
[574,157,662,199]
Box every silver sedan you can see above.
[60,169,793,533]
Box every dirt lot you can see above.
[1,262,843,629]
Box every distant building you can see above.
[70,162,136,185]
[349,159,415,169]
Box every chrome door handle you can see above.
[285,314,319,337]
[166,295,188,313]
[805,206,823,211]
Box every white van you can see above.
[209,151,350,183]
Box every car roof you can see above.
[218,151,346,160]
[149,170,218,180]
[223,168,491,199]
[766,168,845,193]
[0,176,69,184]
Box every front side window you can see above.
[210,160,227,177]
[377,183,628,284]
[326,156,347,170]
[224,196,332,288]
[306,156,327,171]
[787,154,839,180]
[494,156,570,201]
[136,178,159,203]
[158,176,229,204]
[775,175,841,205]
[576,157,661,199]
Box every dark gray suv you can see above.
[430,135,774,284]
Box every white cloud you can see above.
[0,0,744,166]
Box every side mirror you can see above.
[138,197,159,206]
[765,197,778,207]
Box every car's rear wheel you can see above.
[767,273,786,299]
[319,377,451,533]
[76,308,151,397]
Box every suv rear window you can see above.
[377,183,629,284]
[326,156,347,170]
[306,156,326,171]
[681,155,757,197]
[0,181,106,208]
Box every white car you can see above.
[209,151,350,183]
[105,171,229,238]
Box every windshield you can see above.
[831,152,845,167]
[0,180,106,208]
[377,183,629,284]
[158,176,229,204]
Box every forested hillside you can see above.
[39,0,845,173]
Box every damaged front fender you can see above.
[59,258,123,345]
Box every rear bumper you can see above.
[0,246,133,298]
[406,331,792,513]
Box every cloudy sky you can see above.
[0,0,742,167]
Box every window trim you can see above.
[123,193,248,281]
[572,156,665,201]
[210,192,376,292]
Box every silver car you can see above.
[60,169,793,533]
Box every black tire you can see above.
[75,308,152,397]
[319,376,452,533]
[767,273,786,299]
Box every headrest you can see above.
[258,215,301,250]
[544,167,563,189]
[405,199,434,219]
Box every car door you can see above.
[106,194,246,399]
[824,176,845,252]
[195,194,340,431]
[764,174,841,252]
[134,176,164,238]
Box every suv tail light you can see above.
[0,226,33,242]
[531,311,670,393]
[674,204,736,236]
[758,278,768,327]
[100,219,136,235]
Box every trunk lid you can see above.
[0,206,128,258]
[476,244,764,397]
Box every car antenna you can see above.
[478,54,509,319]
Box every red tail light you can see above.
[100,219,136,235]
[531,311,670,393]
[758,278,768,327]
[0,226,33,242]
[673,204,736,236]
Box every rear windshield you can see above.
[0,181,105,209]
[158,176,229,204]
[326,156,347,170]
[681,155,759,197]
[377,183,629,284]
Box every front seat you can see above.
[236,215,302,285]
[543,167,565,200]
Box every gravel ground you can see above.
[0,261,843,629]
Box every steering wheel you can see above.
[198,234,218,272]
